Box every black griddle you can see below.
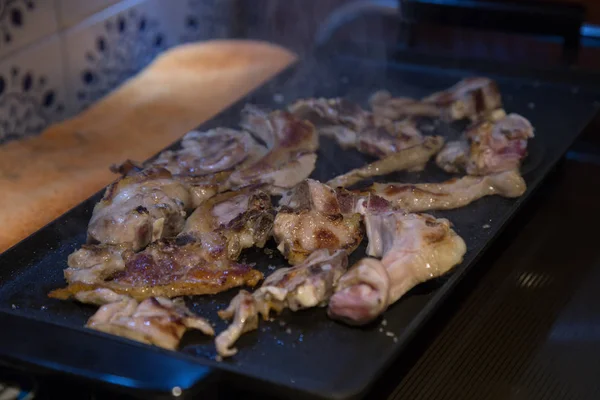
[0,59,598,400]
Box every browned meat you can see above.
[328,211,466,325]
[83,292,213,350]
[423,77,505,121]
[182,188,275,260]
[49,234,263,301]
[216,249,348,357]
[363,169,526,212]
[87,167,192,251]
[153,128,265,177]
[436,113,534,175]
[369,90,442,120]
[289,97,426,158]
[327,136,444,188]
[274,180,363,264]
[227,105,319,195]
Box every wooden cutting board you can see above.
[0,40,296,253]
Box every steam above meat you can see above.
[363,169,526,212]
[87,167,192,251]
[81,291,213,350]
[274,179,363,264]
[227,105,319,194]
[216,249,348,357]
[329,211,466,325]
[436,113,534,175]
[327,136,444,188]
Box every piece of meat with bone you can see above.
[436,113,534,175]
[362,169,526,212]
[49,233,263,301]
[423,77,505,122]
[51,186,272,301]
[87,167,192,251]
[182,188,275,260]
[227,105,319,195]
[328,211,466,325]
[369,90,442,120]
[153,128,265,177]
[216,249,348,357]
[288,97,426,158]
[274,179,363,264]
[80,290,213,350]
[327,135,444,188]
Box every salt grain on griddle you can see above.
[386,331,395,337]
[286,328,292,334]
[482,224,491,229]
[381,319,387,326]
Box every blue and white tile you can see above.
[0,0,59,60]
[0,34,67,143]
[57,0,123,29]
[164,0,235,44]
[61,0,177,113]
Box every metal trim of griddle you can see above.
[0,58,598,400]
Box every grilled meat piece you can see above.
[369,90,442,120]
[327,136,444,188]
[289,97,426,158]
[87,167,192,251]
[363,169,526,212]
[329,211,466,325]
[227,105,319,195]
[153,128,264,177]
[423,77,504,122]
[436,113,534,175]
[49,234,263,301]
[84,293,213,350]
[274,180,363,264]
[182,188,275,260]
[65,244,129,285]
[216,249,348,357]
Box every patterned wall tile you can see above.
[0,35,67,143]
[0,0,58,60]
[57,0,122,29]
[62,0,176,114]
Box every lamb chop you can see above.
[436,113,534,175]
[182,187,275,260]
[289,97,426,158]
[77,289,214,350]
[50,188,274,301]
[328,210,466,325]
[369,90,443,120]
[274,179,363,264]
[327,135,444,188]
[49,234,263,301]
[361,169,526,212]
[216,249,348,357]
[423,77,505,122]
[87,167,192,251]
[227,105,319,195]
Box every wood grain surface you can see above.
[0,40,296,253]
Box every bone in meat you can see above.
[227,105,319,195]
[289,97,426,158]
[328,212,466,325]
[423,77,504,122]
[84,292,214,350]
[182,188,275,260]
[216,249,348,357]
[436,113,534,175]
[327,136,444,188]
[369,90,442,120]
[363,169,526,212]
[274,180,363,264]
[87,167,192,251]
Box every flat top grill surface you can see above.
[0,60,598,399]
